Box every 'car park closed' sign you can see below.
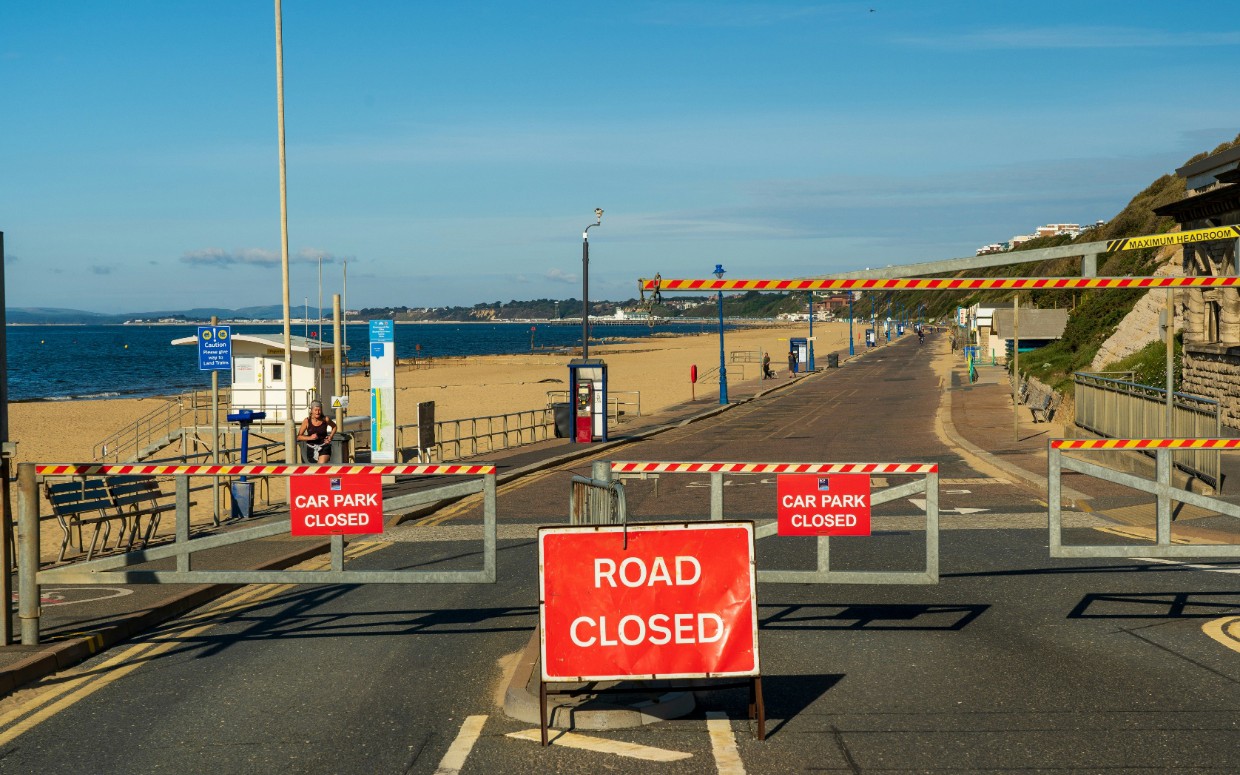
[290,474,384,535]
[539,523,759,681]
[777,473,871,536]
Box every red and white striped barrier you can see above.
[36,463,496,477]
[1050,439,1240,451]
[610,462,937,475]
[641,276,1240,293]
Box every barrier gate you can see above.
[16,462,497,645]
[608,461,940,584]
[1049,439,1240,559]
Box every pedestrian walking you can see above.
[787,350,797,378]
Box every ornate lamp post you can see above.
[581,208,603,358]
[714,264,728,404]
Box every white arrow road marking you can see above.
[909,498,989,515]
[506,729,692,762]
[434,715,487,775]
[707,712,747,775]
[944,489,973,495]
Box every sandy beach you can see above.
[7,321,854,562]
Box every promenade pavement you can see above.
[3,334,1236,697]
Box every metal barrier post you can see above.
[331,535,344,571]
[176,475,191,572]
[1155,449,1171,546]
[17,463,40,645]
[925,469,940,578]
[483,471,497,582]
[710,472,724,520]
[1048,446,1063,556]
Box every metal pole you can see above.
[581,231,589,359]
[848,292,855,356]
[211,315,220,526]
[0,230,11,645]
[333,294,344,443]
[275,0,296,463]
[17,463,39,645]
[1165,288,1174,436]
[1013,294,1020,442]
[717,291,729,404]
[807,293,815,371]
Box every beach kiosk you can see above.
[172,332,338,422]
[567,359,608,443]
[790,337,809,374]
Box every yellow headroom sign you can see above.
[1106,225,1240,252]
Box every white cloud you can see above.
[181,248,343,267]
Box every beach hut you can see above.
[172,332,338,423]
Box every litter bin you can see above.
[230,480,254,520]
[552,403,572,438]
[329,433,352,464]
[827,353,840,368]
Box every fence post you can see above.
[17,463,40,645]
[1048,445,1063,557]
[483,471,497,582]
[176,475,191,572]
[1155,449,1172,546]
[925,469,940,580]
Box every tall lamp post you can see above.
[848,291,855,356]
[581,208,603,359]
[714,264,728,404]
[807,292,816,371]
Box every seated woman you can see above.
[297,400,337,463]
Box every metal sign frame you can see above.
[609,461,940,585]
[1048,439,1240,558]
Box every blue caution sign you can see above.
[198,326,233,371]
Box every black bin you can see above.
[329,433,351,463]
[552,403,572,438]
[827,353,840,368]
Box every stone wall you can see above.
[1181,343,1240,429]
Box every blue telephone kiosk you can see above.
[567,359,608,443]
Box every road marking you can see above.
[506,729,692,761]
[1134,557,1240,572]
[1202,616,1240,655]
[909,498,988,515]
[434,715,487,775]
[706,712,746,774]
[1095,527,1197,545]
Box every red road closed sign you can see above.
[539,522,759,681]
[777,473,871,536]
[289,474,384,535]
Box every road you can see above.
[1,337,1236,773]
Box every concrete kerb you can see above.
[0,538,331,698]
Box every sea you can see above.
[3,321,725,402]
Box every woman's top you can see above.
[303,417,331,445]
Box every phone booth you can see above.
[790,338,808,374]
[567,359,608,443]
[865,328,875,348]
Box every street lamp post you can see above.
[714,264,728,404]
[848,291,855,356]
[807,292,816,371]
[581,208,603,359]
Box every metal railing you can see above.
[545,390,641,420]
[606,460,940,585]
[94,387,233,462]
[16,462,499,645]
[1073,372,1223,489]
[396,408,554,462]
[570,474,627,525]
[1048,438,1240,558]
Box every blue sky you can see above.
[3,1,1239,314]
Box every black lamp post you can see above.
[581,208,603,358]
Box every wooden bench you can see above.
[45,478,118,562]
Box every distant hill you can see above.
[4,304,311,324]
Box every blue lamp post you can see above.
[714,264,728,404]
[848,291,855,356]
[807,292,816,371]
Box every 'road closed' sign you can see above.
[777,473,871,536]
[539,523,759,682]
[289,474,384,535]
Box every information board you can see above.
[197,326,232,371]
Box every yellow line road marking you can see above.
[707,712,747,774]
[1202,616,1240,655]
[434,715,487,775]
[506,729,692,761]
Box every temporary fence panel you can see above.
[1048,439,1240,559]
[569,475,627,525]
[17,462,498,646]
[608,461,939,585]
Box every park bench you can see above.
[1029,392,1060,423]
[107,475,182,550]
[45,478,119,563]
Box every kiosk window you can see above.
[270,362,284,383]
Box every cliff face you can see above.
[1088,248,1183,371]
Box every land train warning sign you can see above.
[539,523,759,681]
[777,473,872,536]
